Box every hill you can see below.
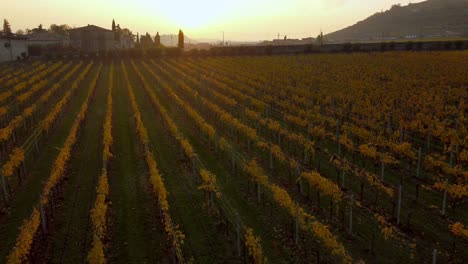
[159,34,194,47]
[326,0,468,42]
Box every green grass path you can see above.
[107,62,163,264]
[0,64,99,261]
[128,62,242,263]
[44,64,108,263]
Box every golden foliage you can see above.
[449,222,468,239]
[301,171,342,203]
[244,228,267,264]
[7,208,40,264]
[122,62,185,257]
[1,148,25,177]
[198,169,219,196]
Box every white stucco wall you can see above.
[118,37,134,49]
[0,39,28,63]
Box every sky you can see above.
[3,0,424,42]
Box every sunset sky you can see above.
[4,0,423,41]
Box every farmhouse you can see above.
[69,25,114,52]
[0,32,28,62]
[118,34,135,49]
[27,32,69,48]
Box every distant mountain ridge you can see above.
[326,0,468,42]
[157,34,192,47]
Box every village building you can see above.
[118,34,135,49]
[0,32,28,62]
[27,32,69,48]
[69,25,114,52]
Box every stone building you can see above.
[27,32,69,48]
[0,33,28,62]
[69,25,114,52]
[118,34,135,49]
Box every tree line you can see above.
[135,29,184,49]
[2,18,71,36]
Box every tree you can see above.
[3,19,12,36]
[119,27,133,45]
[316,31,324,45]
[112,19,116,32]
[121,28,132,36]
[49,24,70,36]
[16,29,24,35]
[140,32,153,48]
[155,32,160,46]
[31,24,46,34]
[178,29,184,49]
[136,32,139,44]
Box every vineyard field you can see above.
[0,51,466,264]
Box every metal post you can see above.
[380,162,385,182]
[297,167,303,194]
[191,158,196,176]
[236,225,241,256]
[257,183,261,203]
[416,147,422,178]
[1,175,9,204]
[341,170,345,188]
[337,134,341,157]
[269,148,273,169]
[442,179,448,215]
[171,222,176,263]
[231,150,235,175]
[349,195,353,234]
[399,127,403,143]
[39,196,48,234]
[449,146,454,168]
[426,135,431,151]
[295,203,299,245]
[397,185,402,225]
[387,113,392,133]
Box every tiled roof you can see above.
[69,25,112,32]
[0,32,28,40]
[27,32,67,41]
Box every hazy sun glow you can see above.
[3,0,425,41]
[149,1,236,29]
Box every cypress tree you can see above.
[3,19,12,36]
[178,29,184,49]
[155,32,161,46]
